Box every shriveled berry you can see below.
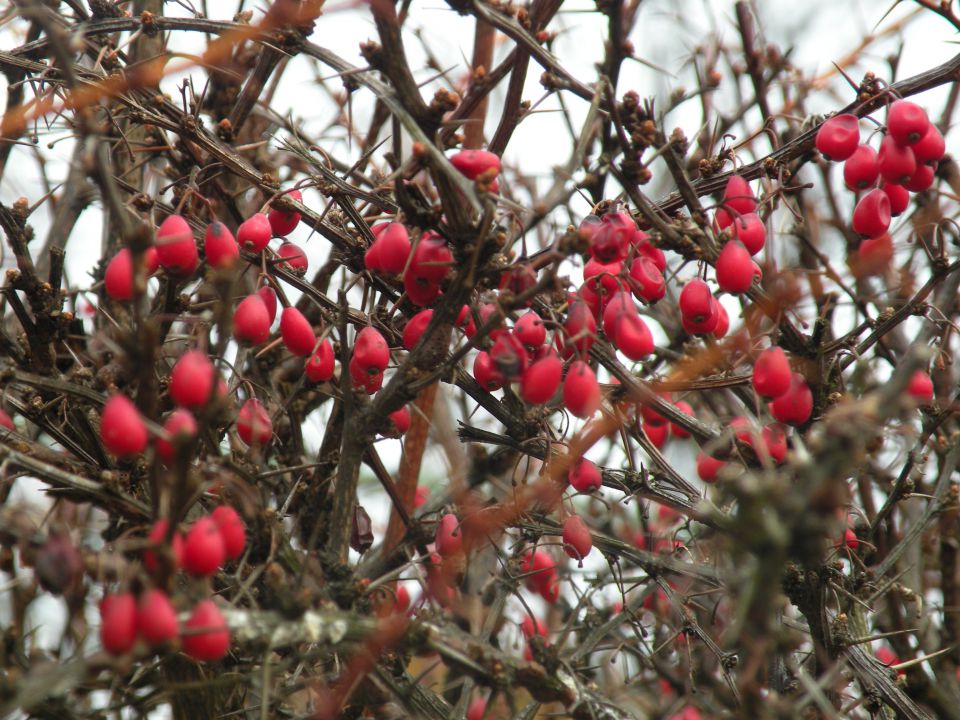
[211,506,246,560]
[101,395,148,457]
[815,113,860,161]
[852,189,891,238]
[237,213,272,253]
[568,457,602,492]
[155,409,198,465]
[182,600,230,662]
[562,515,592,561]
[156,214,199,277]
[305,339,336,382]
[237,398,272,446]
[280,307,316,356]
[563,361,601,418]
[101,592,137,655]
[887,100,930,146]
[233,294,271,345]
[843,145,880,191]
[137,589,179,647]
[752,346,791,398]
[204,221,239,269]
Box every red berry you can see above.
[237,398,272,446]
[730,213,766,255]
[562,514,593,561]
[0,410,13,431]
[880,182,910,216]
[280,307,316,357]
[912,123,945,164]
[237,213,272,252]
[716,241,759,294]
[367,222,411,275]
[769,372,813,425]
[257,286,278,324]
[886,100,930,146]
[631,230,666,271]
[182,516,226,577]
[563,361,601,418]
[137,589,179,646]
[907,369,934,403]
[852,234,894,278]
[233,294,271,345]
[696,452,725,483]
[353,327,389,372]
[753,346,792,398]
[170,350,215,408]
[852,189,891,238]
[642,420,669,448]
[349,355,384,394]
[156,409,198,465]
[903,162,936,192]
[722,175,757,215]
[842,528,860,550]
[403,309,433,351]
[489,332,528,380]
[414,485,430,508]
[435,513,463,557]
[629,256,666,303]
[609,308,654,361]
[589,211,634,262]
[473,351,503,391]
[878,134,917,185]
[520,351,562,404]
[514,311,546,347]
[669,401,694,439]
[563,300,597,357]
[100,592,137,655]
[395,585,411,612]
[105,248,157,301]
[204,221,239,269]
[182,600,230,662]
[467,697,487,720]
[521,615,548,639]
[388,405,411,435]
[101,395,148,456]
[305,339,336,382]
[276,241,308,274]
[403,268,441,306]
[568,457,602,493]
[583,257,625,299]
[638,391,670,425]
[211,506,246,560]
[843,145,880,191]
[267,189,302,237]
[144,519,184,573]
[408,231,452,282]
[815,113,860,161]
[679,278,714,324]
[712,300,730,338]
[521,549,556,592]
[156,214,199,277]
[450,149,501,179]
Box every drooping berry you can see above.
[276,241,308,274]
[233,294,271,345]
[450,149,501,179]
[752,346,792,398]
[435,514,463,557]
[280,307,316,357]
[878,135,917,185]
[137,589,179,647]
[722,175,757,215]
[629,256,666,303]
[562,514,593,561]
[156,214,199,277]
[101,395,148,457]
[907,369,934,404]
[843,144,880,191]
[669,401,694,439]
[353,327,390,372]
[696,452,725,483]
[155,409,198,465]
[568,457,602,493]
[769,372,813,425]
[880,182,910,216]
[257,286,278,323]
[402,309,433,351]
[366,222,411,275]
[237,398,272,446]
[182,600,230,662]
[520,351,562,404]
[730,213,766,255]
[305,339,336,383]
[607,306,654,360]
[101,592,137,655]
[716,241,759,294]
[182,516,226,577]
[679,278,714,324]
[852,189,891,238]
[563,361,601,418]
[204,221,239,269]
[267,189,302,237]
[237,213,272,253]
[514,311,546,347]
[815,113,860,161]
[912,123,945,164]
[886,100,930,146]
[170,350,216,409]
[211,506,246,560]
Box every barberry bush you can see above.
[2,0,960,718]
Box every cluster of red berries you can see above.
[100,507,244,661]
[815,99,945,275]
